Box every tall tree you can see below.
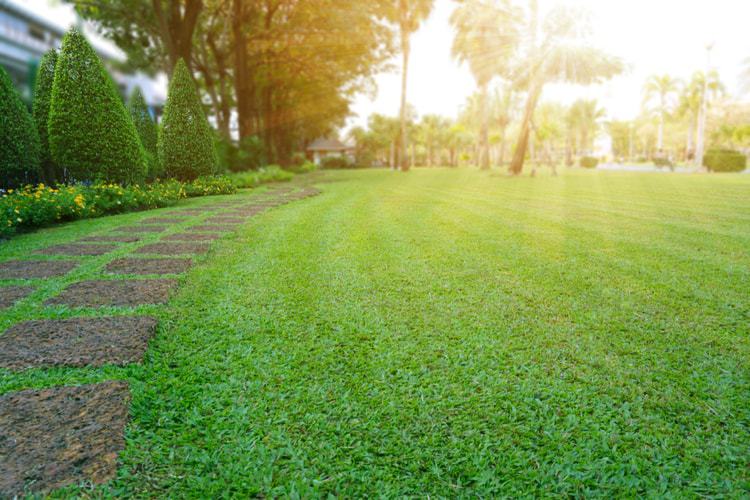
[677,70,724,157]
[451,0,519,170]
[390,0,434,172]
[508,4,622,175]
[566,99,605,155]
[643,74,681,151]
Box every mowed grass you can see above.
[2,169,750,497]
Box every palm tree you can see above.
[451,0,520,170]
[677,71,724,158]
[642,74,681,151]
[508,4,622,175]
[417,115,450,166]
[567,99,605,155]
[394,0,434,172]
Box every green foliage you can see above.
[183,175,237,197]
[214,133,237,173]
[48,28,147,185]
[321,156,355,169]
[0,181,184,238]
[0,66,41,189]
[128,87,161,179]
[229,166,294,188]
[32,49,59,183]
[703,148,747,173]
[159,59,217,180]
[286,161,317,174]
[235,135,266,172]
[579,156,599,169]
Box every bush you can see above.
[159,58,217,180]
[214,133,238,173]
[32,48,60,183]
[128,87,161,179]
[579,156,599,169]
[0,66,41,189]
[703,148,747,173]
[320,156,353,169]
[229,165,294,188]
[286,160,317,174]
[653,156,674,168]
[234,135,266,172]
[48,28,146,185]
[183,175,237,197]
[0,181,184,238]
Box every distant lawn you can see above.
[2,169,749,497]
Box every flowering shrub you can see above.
[183,175,236,197]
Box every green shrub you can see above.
[215,133,238,173]
[234,135,266,172]
[32,49,60,183]
[579,156,599,169]
[703,148,747,173]
[653,156,674,169]
[128,87,161,179]
[0,66,41,189]
[320,156,353,169]
[48,28,147,185]
[229,165,294,188]
[183,175,237,197]
[286,160,317,174]
[0,181,184,238]
[159,59,217,180]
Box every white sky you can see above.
[348,0,750,129]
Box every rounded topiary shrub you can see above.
[159,59,217,181]
[48,28,146,185]
[32,48,60,183]
[0,66,41,189]
[579,156,599,169]
[128,87,162,179]
[703,148,747,173]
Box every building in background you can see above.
[306,138,355,165]
[0,0,165,114]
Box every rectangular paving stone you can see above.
[78,235,142,243]
[134,243,210,255]
[163,232,223,242]
[0,285,35,308]
[204,216,245,224]
[113,225,168,233]
[0,381,130,497]
[187,224,236,233]
[35,243,117,257]
[140,216,189,224]
[0,316,157,370]
[46,279,177,307]
[105,258,192,276]
[0,260,79,279]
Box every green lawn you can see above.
[2,169,749,497]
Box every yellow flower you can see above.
[74,194,86,209]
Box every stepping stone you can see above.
[134,243,210,255]
[46,279,177,307]
[0,381,130,497]
[187,224,236,233]
[0,285,35,308]
[0,260,79,279]
[35,243,117,256]
[163,232,222,242]
[172,208,208,214]
[204,216,245,224]
[79,235,141,243]
[141,216,188,224]
[0,316,157,370]
[113,225,168,233]
[105,258,192,275]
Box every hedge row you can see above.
[0,175,236,238]
[229,166,294,188]
[703,149,747,173]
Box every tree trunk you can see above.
[509,82,543,175]
[478,82,490,170]
[399,25,410,172]
[232,0,253,140]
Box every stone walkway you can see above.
[0,184,320,497]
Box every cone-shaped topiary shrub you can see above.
[159,58,217,180]
[0,66,41,189]
[32,48,60,183]
[128,86,162,179]
[48,28,146,184]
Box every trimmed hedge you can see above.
[48,28,147,185]
[128,87,161,179]
[32,49,59,183]
[159,59,217,180]
[579,156,599,169]
[703,149,747,173]
[0,66,41,189]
